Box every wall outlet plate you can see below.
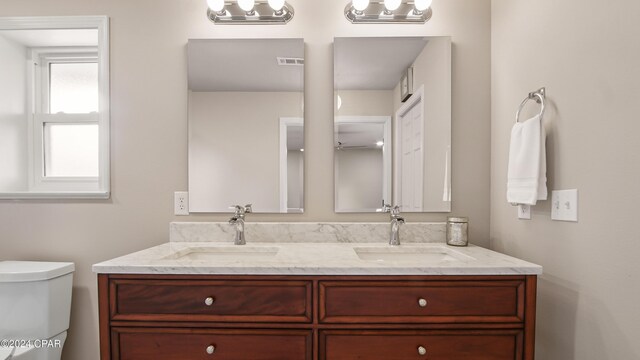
[551,189,578,222]
[518,204,531,220]
[174,191,189,215]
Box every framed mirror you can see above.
[0,16,110,199]
[188,39,304,213]
[334,37,451,213]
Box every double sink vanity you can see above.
[93,222,542,360]
[95,32,539,360]
[0,14,544,360]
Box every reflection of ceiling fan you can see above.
[334,141,370,150]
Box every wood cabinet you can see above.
[320,330,522,360]
[98,274,537,359]
[113,328,312,360]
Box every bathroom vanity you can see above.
[97,274,535,360]
[94,223,541,360]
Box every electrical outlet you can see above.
[174,191,189,215]
[518,204,531,220]
[551,189,578,222]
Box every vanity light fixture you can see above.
[268,0,285,14]
[237,0,255,12]
[352,0,370,14]
[345,0,433,24]
[384,0,401,12]
[207,0,294,24]
[413,0,433,13]
[207,0,225,12]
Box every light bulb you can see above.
[207,0,225,12]
[237,0,255,11]
[268,0,285,11]
[384,0,401,11]
[376,141,384,147]
[414,0,432,11]
[352,0,370,11]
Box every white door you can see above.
[397,101,424,212]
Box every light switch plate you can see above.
[518,204,531,220]
[174,191,189,215]
[551,189,578,222]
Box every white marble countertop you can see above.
[92,241,542,276]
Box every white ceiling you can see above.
[0,29,98,47]
[188,39,304,92]
[335,123,385,148]
[334,37,429,90]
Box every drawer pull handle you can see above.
[206,345,216,354]
[204,297,215,306]
[417,346,427,356]
[418,298,428,307]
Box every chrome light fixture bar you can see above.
[207,0,294,24]
[345,1,433,24]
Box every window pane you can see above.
[50,63,98,114]
[44,123,99,177]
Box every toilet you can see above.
[0,261,74,360]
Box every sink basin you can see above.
[163,246,280,261]
[353,246,474,263]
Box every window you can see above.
[0,16,110,199]
[44,123,99,177]
[30,50,103,191]
[49,62,99,114]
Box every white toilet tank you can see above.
[0,262,75,342]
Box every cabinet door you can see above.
[113,328,312,360]
[320,330,523,360]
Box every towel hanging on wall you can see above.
[507,88,548,206]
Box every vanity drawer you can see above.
[111,279,312,323]
[113,328,312,360]
[320,330,523,360]
[319,280,525,323]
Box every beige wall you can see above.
[335,148,384,211]
[0,0,491,359]
[335,90,394,116]
[188,91,303,212]
[287,150,304,210]
[491,0,640,359]
[0,34,28,191]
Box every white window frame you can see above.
[30,49,101,191]
[0,16,110,199]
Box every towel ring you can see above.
[516,87,546,123]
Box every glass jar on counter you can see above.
[446,217,469,246]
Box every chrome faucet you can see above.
[228,204,252,245]
[383,204,405,246]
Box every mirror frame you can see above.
[0,16,110,199]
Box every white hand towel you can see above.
[507,114,547,205]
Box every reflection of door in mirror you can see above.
[0,17,110,199]
[188,39,304,213]
[396,98,424,212]
[334,37,451,213]
[279,118,304,213]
